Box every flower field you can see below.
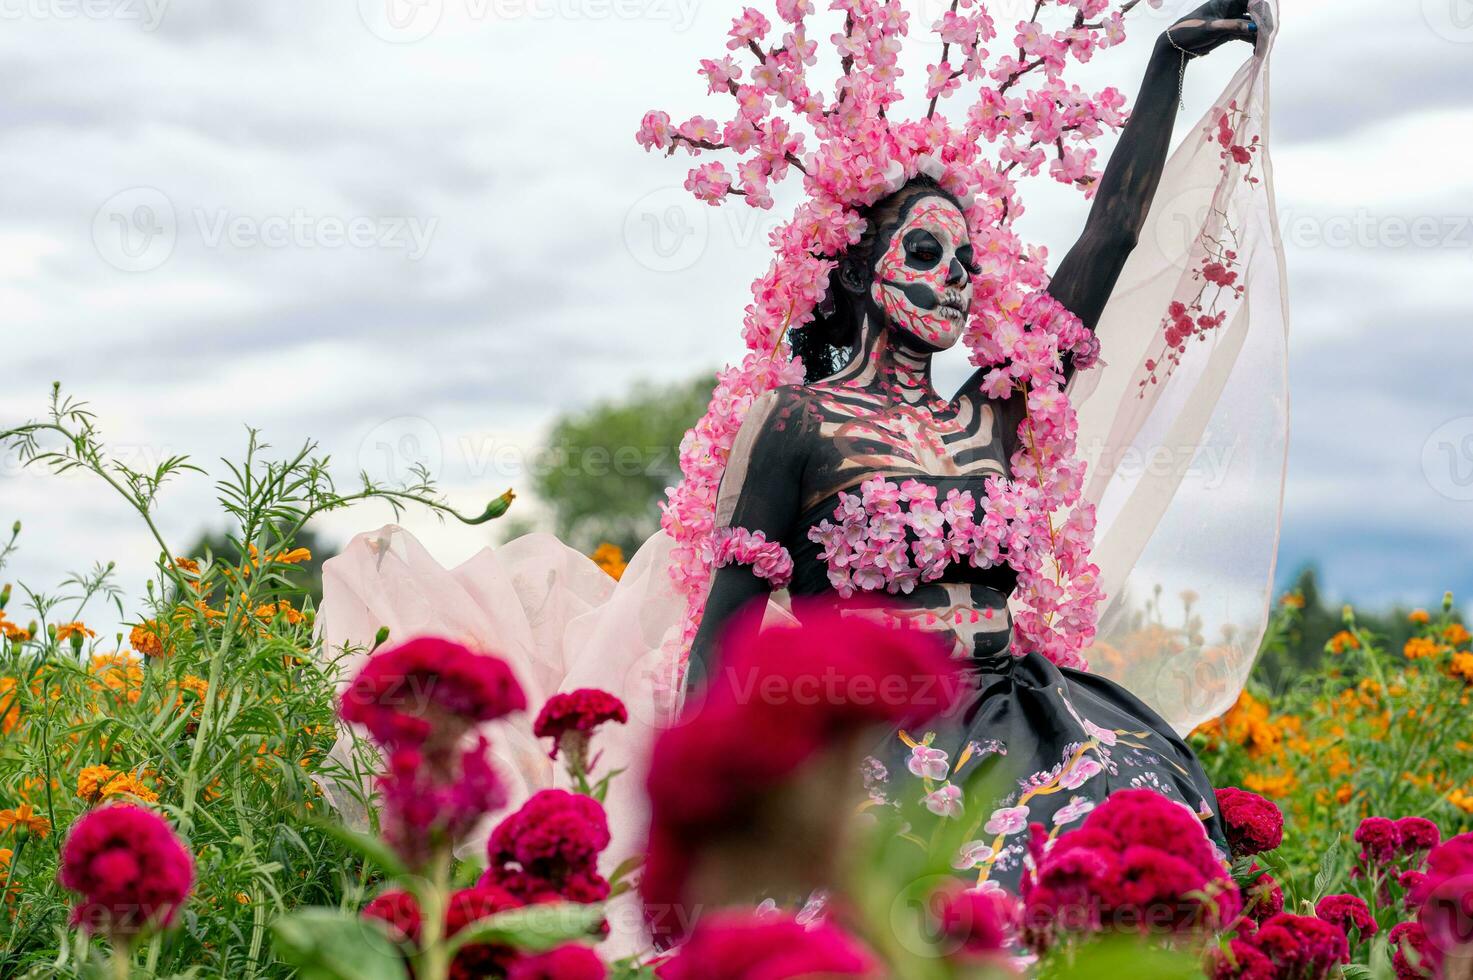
[2,392,1471,979]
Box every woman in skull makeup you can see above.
[688,1,1262,884]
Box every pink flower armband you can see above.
[711,527,794,590]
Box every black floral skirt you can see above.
[865,650,1229,892]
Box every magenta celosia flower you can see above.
[362,884,527,979]
[931,883,1019,960]
[58,803,194,941]
[1209,937,1275,980]
[1394,816,1441,858]
[1250,913,1350,980]
[532,688,628,763]
[506,944,607,980]
[481,790,611,906]
[1315,893,1378,945]
[1215,787,1284,857]
[1242,867,1283,924]
[1388,921,1434,979]
[1407,832,1473,975]
[378,736,507,869]
[445,884,525,980]
[1354,816,1403,866]
[1021,789,1240,951]
[339,636,526,756]
[362,889,422,946]
[641,605,964,936]
[653,910,877,979]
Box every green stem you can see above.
[412,851,453,980]
[110,941,133,980]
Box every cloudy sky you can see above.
[2,0,1470,641]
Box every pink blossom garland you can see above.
[710,526,795,590]
[639,0,1149,674]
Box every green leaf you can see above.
[307,817,410,880]
[445,902,606,955]
[1311,836,1343,901]
[271,908,409,980]
[1038,935,1205,980]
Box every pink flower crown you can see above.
[640,0,1145,672]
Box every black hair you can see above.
[789,175,966,384]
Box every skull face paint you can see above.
[870,196,977,351]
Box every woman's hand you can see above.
[1163,0,1258,57]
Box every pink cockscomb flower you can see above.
[1249,913,1350,980]
[377,737,508,869]
[362,889,422,946]
[533,688,628,766]
[1394,816,1441,859]
[445,884,527,980]
[641,604,964,938]
[931,882,1019,961]
[1021,788,1240,951]
[1354,816,1403,866]
[654,910,877,979]
[339,636,526,757]
[1241,866,1283,924]
[507,944,607,980]
[1407,832,1473,975]
[482,790,612,906]
[1388,921,1434,980]
[58,803,194,942]
[1215,787,1284,857]
[1209,937,1276,979]
[1314,893,1378,945]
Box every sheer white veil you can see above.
[1069,0,1287,734]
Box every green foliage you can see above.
[0,385,514,978]
[532,375,713,553]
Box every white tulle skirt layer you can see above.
[316,526,695,953]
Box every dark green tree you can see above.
[532,375,714,554]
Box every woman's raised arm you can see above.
[1049,0,1257,380]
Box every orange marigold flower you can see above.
[1,621,28,642]
[1450,652,1473,685]
[253,600,304,626]
[272,547,312,565]
[77,764,120,803]
[99,771,159,804]
[129,620,170,657]
[1327,630,1360,654]
[1242,770,1298,798]
[590,543,628,581]
[1280,592,1305,609]
[1449,789,1473,815]
[173,557,201,575]
[0,804,51,839]
[1444,623,1472,647]
[1409,608,1431,624]
[1335,784,1354,805]
[55,622,97,645]
[1403,637,1440,661]
[0,678,17,736]
[88,653,145,704]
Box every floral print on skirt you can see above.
[864,649,1229,892]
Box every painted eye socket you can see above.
[956,245,979,276]
[903,229,944,269]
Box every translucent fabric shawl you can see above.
[1069,0,1287,733]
